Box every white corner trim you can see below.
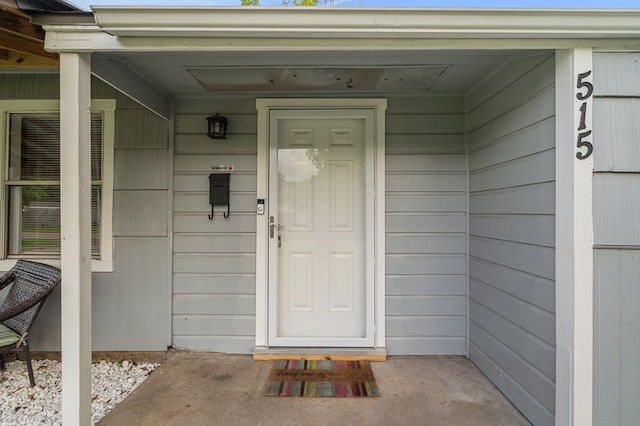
[254,98,387,350]
[99,101,116,271]
[374,102,386,349]
[555,48,594,426]
[255,102,269,348]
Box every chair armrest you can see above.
[0,268,15,292]
[0,299,39,323]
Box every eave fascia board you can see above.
[43,25,640,53]
[87,7,640,39]
[31,12,96,25]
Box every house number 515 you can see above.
[576,71,593,160]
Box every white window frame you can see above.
[0,99,115,272]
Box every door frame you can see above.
[255,98,387,349]
[267,108,374,347]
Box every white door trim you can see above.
[267,109,374,347]
[255,98,386,350]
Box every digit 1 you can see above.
[578,102,587,131]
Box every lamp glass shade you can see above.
[207,113,228,139]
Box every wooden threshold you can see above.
[253,347,387,362]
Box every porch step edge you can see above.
[252,346,387,362]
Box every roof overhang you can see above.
[89,7,640,40]
[38,7,640,120]
[0,1,58,64]
[41,7,640,54]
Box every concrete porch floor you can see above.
[98,352,531,426]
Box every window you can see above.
[0,100,115,271]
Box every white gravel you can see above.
[0,358,159,425]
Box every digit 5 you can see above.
[576,130,593,160]
[576,71,593,101]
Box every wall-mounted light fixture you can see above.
[206,112,228,139]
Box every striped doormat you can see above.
[264,360,379,397]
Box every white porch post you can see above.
[59,52,93,426]
[555,48,594,426]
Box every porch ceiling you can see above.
[95,49,536,98]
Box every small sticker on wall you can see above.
[212,165,234,172]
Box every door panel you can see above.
[268,110,373,347]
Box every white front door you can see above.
[268,109,375,347]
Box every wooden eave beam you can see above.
[0,8,44,40]
[0,48,58,68]
[0,8,57,59]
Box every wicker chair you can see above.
[0,260,61,386]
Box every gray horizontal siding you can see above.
[467,53,553,112]
[386,213,465,232]
[469,237,554,281]
[593,52,640,426]
[386,255,466,275]
[385,135,465,154]
[173,294,255,315]
[0,73,60,99]
[386,114,464,135]
[470,301,555,376]
[386,193,466,213]
[469,258,554,313]
[386,275,466,296]
[469,278,554,347]
[386,174,466,192]
[469,182,554,215]
[173,274,255,294]
[386,296,466,316]
[174,214,256,233]
[385,96,467,356]
[469,148,555,192]
[594,52,640,97]
[385,337,466,355]
[173,315,255,336]
[176,134,257,155]
[386,234,466,254]
[114,150,169,190]
[467,54,556,426]
[593,174,640,246]
[6,74,170,351]
[174,254,256,274]
[111,93,170,242]
[593,99,640,172]
[31,237,169,351]
[594,249,640,426]
[0,74,138,107]
[172,95,468,355]
[172,98,257,353]
[114,108,169,149]
[174,193,256,213]
[172,336,255,353]
[113,191,168,236]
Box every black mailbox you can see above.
[208,173,230,220]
